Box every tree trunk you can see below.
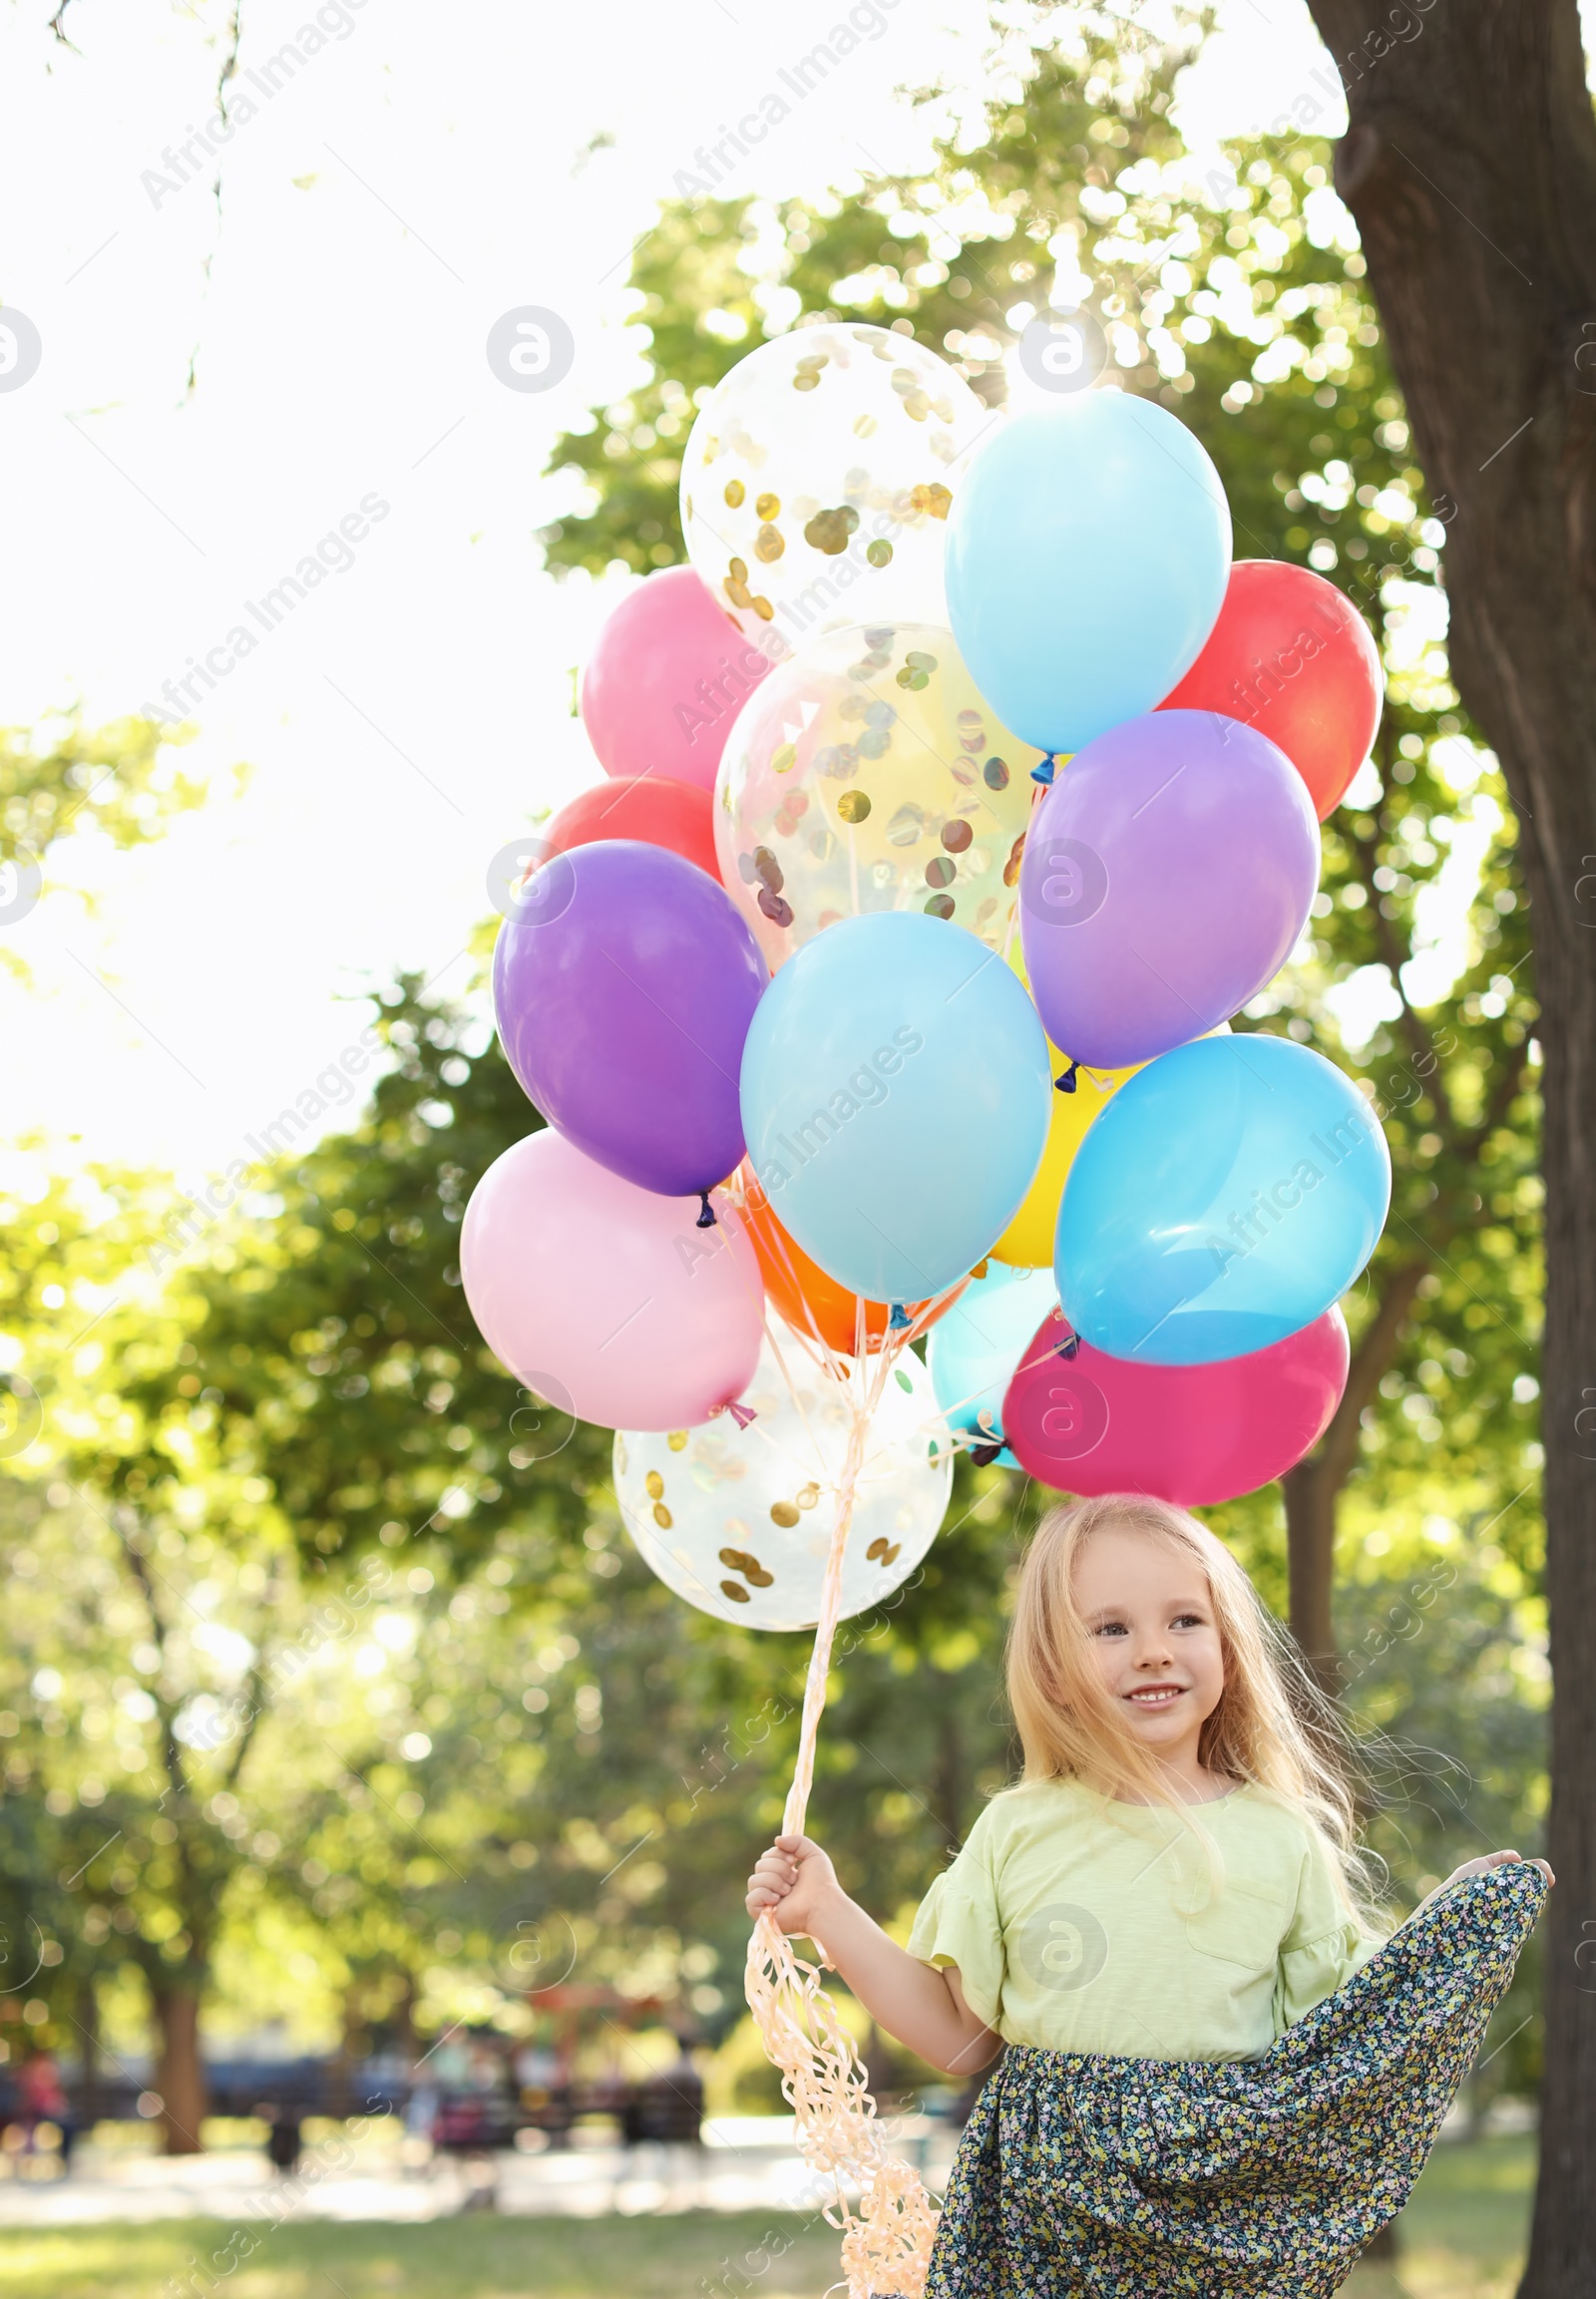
[153,1986,207,2155]
[1284,1261,1429,1687]
[1283,1456,1339,1690]
[1300,6,1596,2289]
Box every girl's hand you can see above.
[745,1833,847,1937]
[1439,1849,1554,1894]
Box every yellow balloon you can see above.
[991,1055,1140,1267]
[993,944,1230,1266]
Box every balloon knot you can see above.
[889,1303,912,1332]
[695,1191,716,1230]
[727,1399,757,1429]
[1055,1333,1080,1360]
[1055,1061,1078,1094]
[970,1440,1003,1467]
[1030,752,1057,787]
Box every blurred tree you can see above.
[0,1171,319,2152]
[119,979,609,1577]
[0,715,208,978]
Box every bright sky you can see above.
[0,0,1368,1191]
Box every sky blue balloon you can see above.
[945,394,1232,756]
[740,914,1052,1304]
[929,1262,1058,1465]
[1057,1034,1391,1365]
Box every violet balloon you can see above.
[1000,1304,1349,1507]
[461,1130,764,1432]
[1018,710,1320,1069]
[494,840,767,1198]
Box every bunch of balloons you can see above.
[462,317,1394,1620]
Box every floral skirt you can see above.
[926,1861,1546,2299]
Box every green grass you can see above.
[1345,2137,1535,2299]
[0,2137,1536,2296]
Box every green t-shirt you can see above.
[907,1777,1378,2063]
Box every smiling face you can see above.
[1071,1522,1228,1788]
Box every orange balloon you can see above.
[739,1167,952,1355]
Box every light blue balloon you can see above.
[945,394,1232,756]
[929,1262,1059,1465]
[1057,1034,1391,1365]
[740,914,1052,1304]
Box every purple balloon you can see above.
[1018,709,1320,1068]
[493,840,767,1197]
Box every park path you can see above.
[0,2114,963,2225]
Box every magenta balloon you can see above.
[1018,709,1320,1068]
[461,1130,763,1431]
[580,567,776,794]
[1000,1303,1349,1507]
[493,840,767,1197]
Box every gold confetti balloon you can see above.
[679,325,989,647]
[715,621,1043,968]
[612,1327,953,1632]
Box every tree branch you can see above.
[1317,1258,1431,1495]
[1458,1033,1534,1164]
[217,2,243,123]
[1344,808,1459,1136]
[110,1510,190,1815]
[220,1563,283,1793]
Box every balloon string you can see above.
[724,1169,851,1391]
[776,1403,867,1840]
[900,1316,1083,1460]
[745,1326,940,2299]
[759,1315,864,1495]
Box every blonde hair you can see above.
[1007,1494,1379,1919]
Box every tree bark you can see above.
[153,1986,207,2155]
[1300,5,1596,2289]
[1283,1455,1339,1685]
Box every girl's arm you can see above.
[746,1833,1001,2080]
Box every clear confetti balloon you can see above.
[679,325,990,649]
[613,1327,954,1632]
[714,621,1042,968]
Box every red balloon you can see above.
[1158,561,1383,819]
[581,566,775,793]
[1001,1305,1349,1508]
[543,776,721,883]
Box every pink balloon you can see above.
[1001,1305,1349,1507]
[580,567,778,794]
[461,1130,763,1431]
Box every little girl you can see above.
[748,1494,1550,2298]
